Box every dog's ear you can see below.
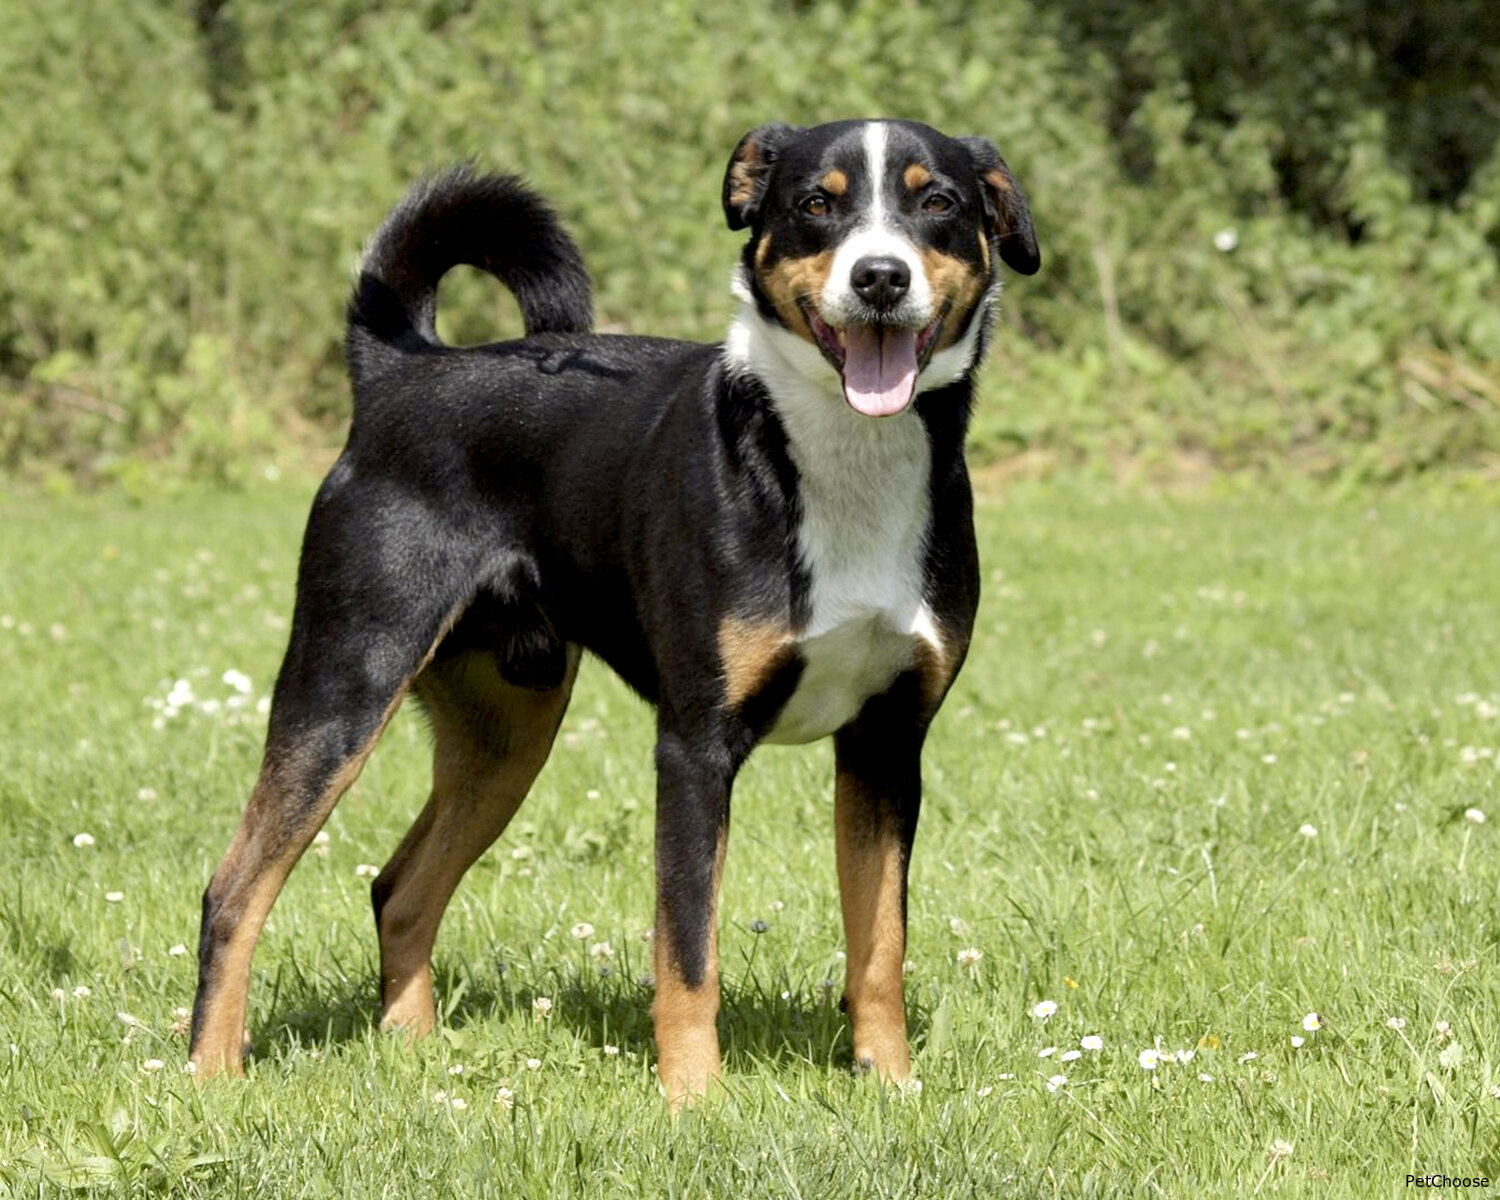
[958,137,1040,276]
[723,124,803,231]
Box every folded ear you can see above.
[958,136,1040,276]
[723,123,804,231]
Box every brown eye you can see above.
[800,194,831,217]
[923,193,955,214]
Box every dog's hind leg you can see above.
[189,671,435,1078]
[372,645,579,1035]
[189,478,475,1078]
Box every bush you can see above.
[1,0,1496,488]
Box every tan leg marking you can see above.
[191,610,464,1078]
[653,832,726,1111]
[376,648,579,1035]
[718,617,794,709]
[820,168,849,196]
[902,162,932,190]
[191,700,405,1076]
[835,769,910,1080]
[189,811,297,1077]
[756,251,835,344]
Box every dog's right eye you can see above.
[799,195,831,218]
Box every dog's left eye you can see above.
[800,195,831,218]
[922,193,955,215]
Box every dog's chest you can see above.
[762,404,936,745]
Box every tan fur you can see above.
[754,232,773,270]
[375,648,579,1034]
[981,168,1022,243]
[191,722,396,1075]
[982,168,1014,197]
[653,832,727,1110]
[835,771,910,1080]
[718,617,795,708]
[190,607,465,1078]
[912,633,958,714]
[757,251,835,344]
[902,163,932,190]
[820,168,849,196]
[920,247,988,352]
[186,845,287,1075]
[726,141,766,212]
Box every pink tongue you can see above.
[841,325,917,417]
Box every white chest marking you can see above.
[719,121,956,744]
[754,342,940,746]
[818,123,935,329]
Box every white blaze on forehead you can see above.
[722,120,1000,406]
[819,122,933,326]
[866,121,888,227]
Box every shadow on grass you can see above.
[253,952,931,1075]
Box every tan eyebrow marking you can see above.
[902,163,932,190]
[819,169,849,195]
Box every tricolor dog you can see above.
[189,118,1039,1106]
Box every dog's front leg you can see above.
[833,679,929,1082]
[651,729,736,1109]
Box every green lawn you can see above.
[1,482,1498,1197]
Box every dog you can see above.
[189,118,1038,1106]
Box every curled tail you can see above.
[346,166,592,384]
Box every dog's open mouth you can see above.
[804,305,948,417]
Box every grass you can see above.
[1,480,1498,1197]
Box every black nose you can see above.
[850,256,911,310]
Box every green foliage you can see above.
[1,0,1497,487]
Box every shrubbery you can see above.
[2,0,1497,488]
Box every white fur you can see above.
[919,279,1001,391]
[818,125,935,329]
[717,119,1009,743]
[724,278,941,747]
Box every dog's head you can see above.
[722,119,1037,418]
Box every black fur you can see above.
[191,121,1038,1090]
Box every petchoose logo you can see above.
[1407,1176,1491,1189]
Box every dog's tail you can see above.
[346,166,592,381]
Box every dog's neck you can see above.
[722,279,944,650]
